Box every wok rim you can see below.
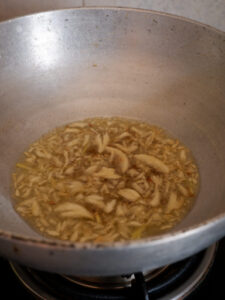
[0,7,225,250]
[0,6,224,35]
[0,212,225,250]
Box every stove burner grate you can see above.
[10,244,216,300]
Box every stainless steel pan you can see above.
[0,8,225,276]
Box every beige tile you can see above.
[84,0,144,7]
[0,0,83,21]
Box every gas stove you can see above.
[2,238,225,300]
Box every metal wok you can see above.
[0,8,225,276]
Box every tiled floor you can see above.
[0,0,224,31]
